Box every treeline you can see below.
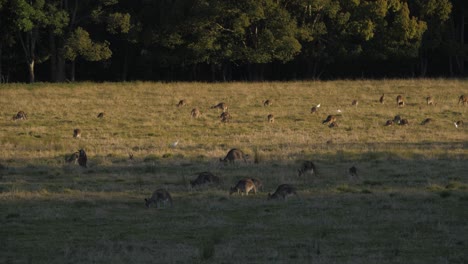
[0,0,466,83]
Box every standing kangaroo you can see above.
[426,96,434,106]
[191,108,201,118]
[73,129,81,138]
[267,114,275,123]
[145,189,173,208]
[379,94,385,104]
[459,95,467,106]
[396,95,404,107]
[268,184,297,200]
[229,179,257,195]
[220,149,248,163]
[298,161,317,176]
[78,149,87,168]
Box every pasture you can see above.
[0,80,467,263]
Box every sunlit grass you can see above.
[0,80,467,263]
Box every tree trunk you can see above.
[28,59,35,83]
[0,42,2,83]
[49,31,57,82]
[70,60,76,82]
[121,43,128,81]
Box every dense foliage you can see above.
[0,0,465,82]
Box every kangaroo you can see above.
[396,95,404,106]
[393,115,402,124]
[379,94,385,104]
[177,99,187,107]
[267,114,274,123]
[220,148,248,163]
[322,115,337,125]
[349,165,358,177]
[351,100,358,106]
[263,99,272,106]
[73,128,81,138]
[399,119,409,126]
[211,102,228,112]
[191,108,201,118]
[298,161,317,176]
[268,184,297,200]
[454,120,463,128]
[145,189,173,208]
[78,149,87,168]
[12,111,27,121]
[248,178,263,191]
[426,96,434,106]
[229,179,257,195]
[220,111,231,122]
[459,95,467,106]
[66,152,79,164]
[128,153,134,160]
[311,106,318,114]
[190,171,220,188]
[97,112,105,118]
[328,121,338,128]
[384,120,394,126]
[421,118,432,125]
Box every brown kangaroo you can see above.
[97,112,105,118]
[211,102,228,112]
[12,111,27,121]
[267,114,274,123]
[220,149,248,163]
[263,99,272,106]
[426,96,434,106]
[459,95,467,106]
[229,179,257,195]
[220,111,231,122]
[191,108,201,118]
[298,161,317,176]
[379,94,385,104]
[396,95,404,107]
[145,189,173,208]
[190,172,220,188]
[421,118,433,125]
[268,184,297,200]
[351,100,358,106]
[177,99,187,107]
[78,149,87,168]
[322,115,337,125]
[384,120,394,126]
[73,128,81,138]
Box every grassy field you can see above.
[0,80,467,263]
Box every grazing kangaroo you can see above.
[220,111,231,122]
[268,184,297,200]
[379,94,385,104]
[12,111,27,121]
[322,115,337,125]
[426,96,434,106]
[349,166,358,177]
[190,171,220,188]
[220,149,248,163]
[97,112,105,118]
[459,95,467,105]
[399,119,409,126]
[351,100,358,106]
[229,179,257,195]
[211,102,228,112]
[298,161,317,176]
[191,108,201,118]
[328,121,338,128]
[421,118,432,125]
[249,178,263,191]
[78,149,87,168]
[263,99,272,106]
[177,99,187,107]
[73,128,81,138]
[145,189,173,208]
[385,120,394,126]
[396,95,404,107]
[268,114,274,123]
[66,152,79,164]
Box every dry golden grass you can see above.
[0,80,467,263]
